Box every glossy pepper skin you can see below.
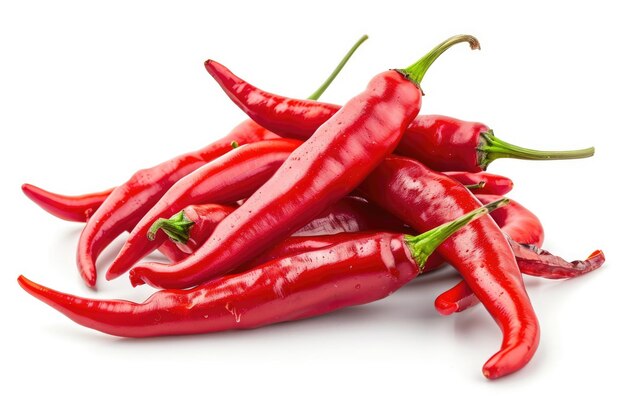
[128,35,480,290]
[205,67,593,173]
[435,194,605,315]
[17,236,423,337]
[358,155,539,379]
[21,184,114,222]
[105,139,301,279]
[20,170,511,225]
[18,201,498,338]
[70,35,372,288]
[75,119,281,288]
[131,68,422,289]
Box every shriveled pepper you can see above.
[434,194,605,315]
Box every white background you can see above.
[1,1,624,415]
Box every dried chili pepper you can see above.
[357,155,539,379]
[106,139,301,279]
[205,67,594,173]
[18,200,502,338]
[70,36,367,287]
[129,35,480,290]
[434,194,605,315]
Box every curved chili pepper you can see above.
[205,67,594,174]
[357,155,539,379]
[129,35,480,290]
[106,139,301,279]
[434,194,605,315]
[18,201,501,338]
[21,169,510,226]
[21,184,114,223]
[445,171,513,195]
[70,36,367,288]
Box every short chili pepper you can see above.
[357,155,539,379]
[17,200,502,338]
[434,194,605,315]
[71,36,368,288]
[205,64,594,173]
[129,35,480,290]
[106,139,302,279]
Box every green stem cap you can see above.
[147,210,195,244]
[307,34,369,100]
[405,198,509,269]
[478,130,595,170]
[399,34,481,87]
[465,181,486,190]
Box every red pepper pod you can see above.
[106,139,301,279]
[205,67,593,173]
[75,118,281,288]
[129,35,480,290]
[131,68,422,289]
[358,156,539,379]
[21,184,114,223]
[19,200,501,338]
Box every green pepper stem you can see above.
[147,211,195,243]
[465,181,486,190]
[405,198,509,269]
[400,35,480,87]
[478,130,595,170]
[307,34,369,100]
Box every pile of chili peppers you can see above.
[18,34,605,380]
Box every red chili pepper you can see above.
[357,155,539,379]
[21,184,114,223]
[69,36,367,288]
[17,201,501,338]
[205,68,594,174]
[128,35,480,290]
[105,139,301,279]
[21,169,511,225]
[434,194,605,315]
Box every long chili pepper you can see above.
[105,139,301,279]
[205,66,594,174]
[434,194,605,315]
[70,36,367,288]
[357,155,539,379]
[21,184,114,223]
[21,169,509,225]
[18,200,503,338]
[129,35,480,290]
